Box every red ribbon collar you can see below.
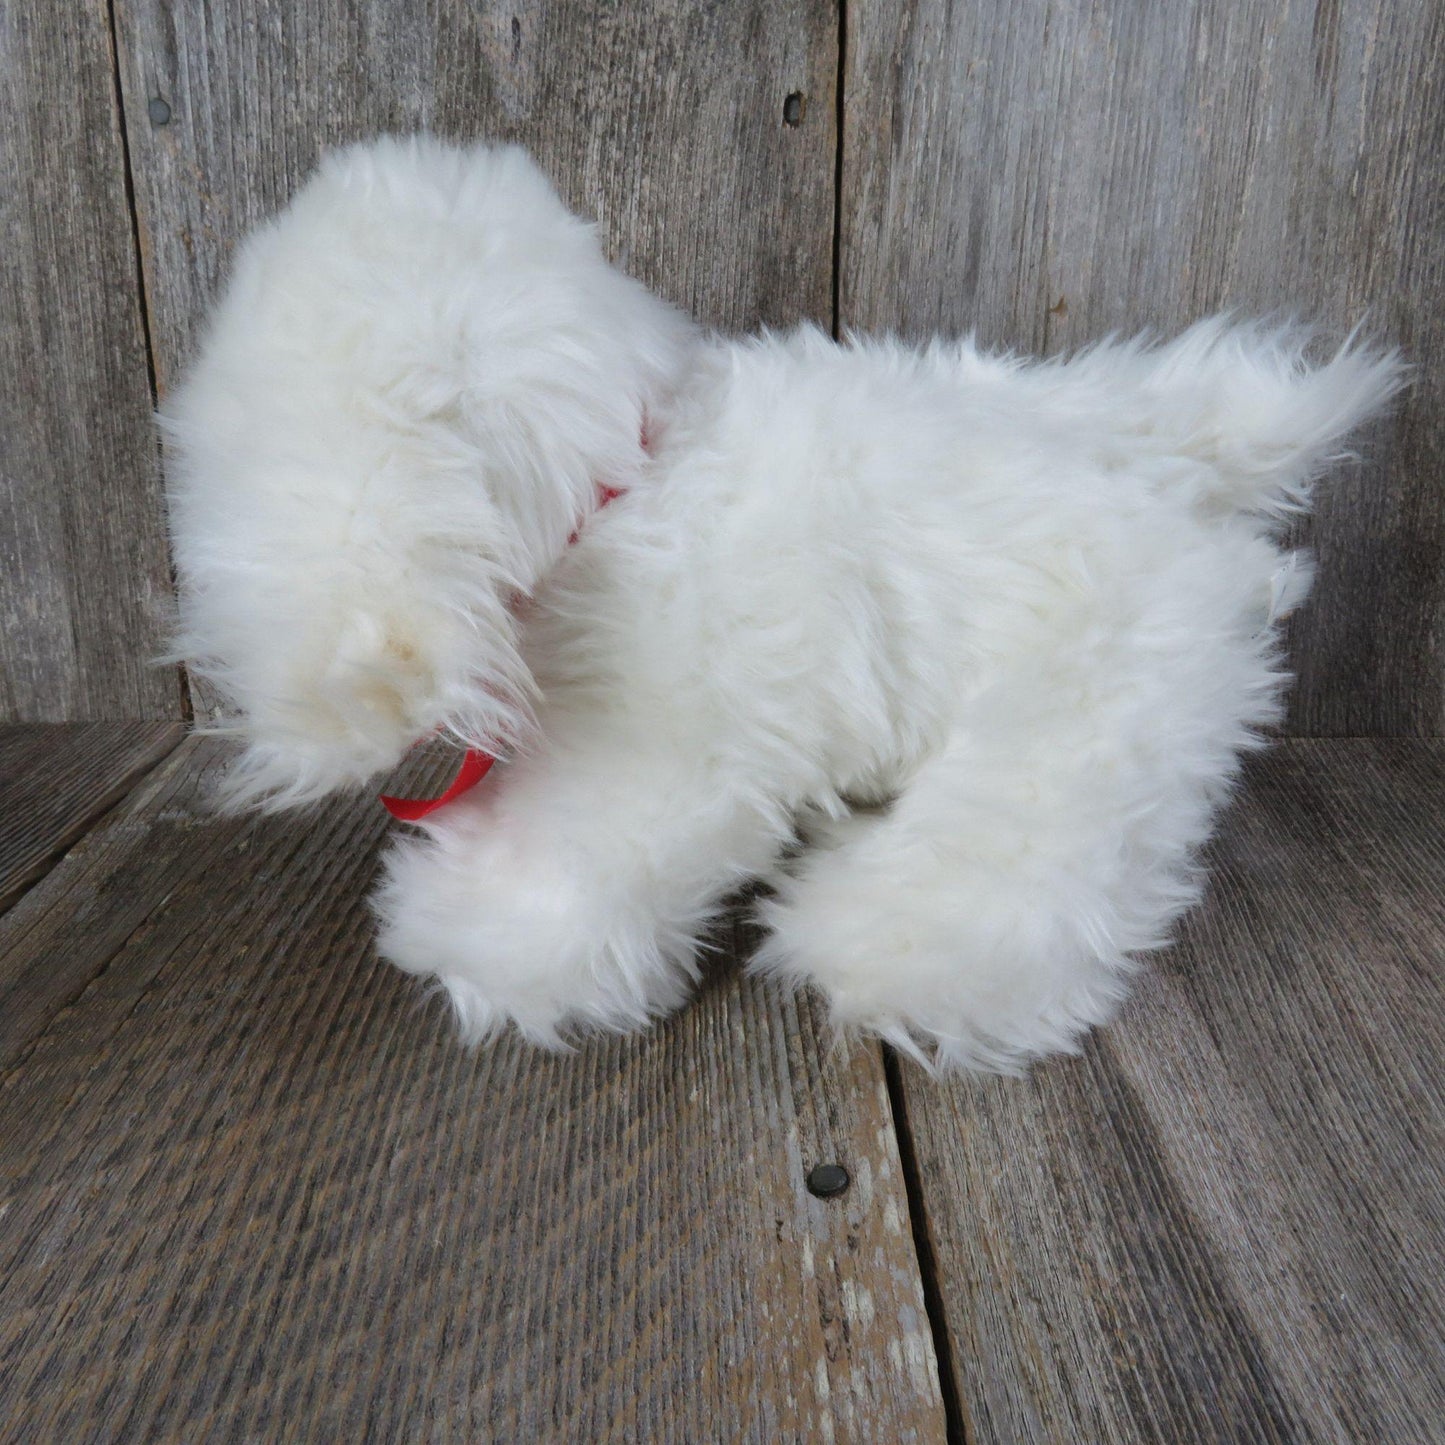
[379,482,625,821]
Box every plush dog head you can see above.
[163,136,693,808]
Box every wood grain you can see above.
[114,0,838,387]
[841,0,1445,736]
[0,734,240,1074]
[898,740,1445,1443]
[0,721,182,914]
[0,738,946,1442]
[0,0,181,721]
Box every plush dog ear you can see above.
[163,136,694,810]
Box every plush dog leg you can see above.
[750,538,1298,1075]
[373,722,795,1045]
[751,714,1202,1075]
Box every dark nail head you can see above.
[807,1162,849,1198]
[149,97,172,126]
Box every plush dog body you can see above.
[165,137,1401,1072]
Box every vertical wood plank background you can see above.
[842,0,1445,737]
[114,0,836,388]
[0,0,179,721]
[5,0,1440,730]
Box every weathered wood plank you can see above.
[842,0,1445,736]
[0,734,238,1073]
[0,739,946,1442]
[898,740,1445,1443]
[114,0,837,386]
[0,722,183,914]
[0,0,181,721]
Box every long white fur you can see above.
[165,136,1403,1073]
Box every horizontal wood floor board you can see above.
[0,737,242,1074]
[0,722,184,915]
[900,739,1445,1444]
[0,738,945,1443]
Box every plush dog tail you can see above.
[1136,317,1406,519]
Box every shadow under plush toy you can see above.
[164,136,1402,1073]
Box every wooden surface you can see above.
[0,739,945,1443]
[0,722,182,915]
[841,0,1445,737]
[900,740,1445,1443]
[4,736,1442,1440]
[0,0,180,721]
[114,0,838,389]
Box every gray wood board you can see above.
[841,0,1445,737]
[0,0,181,720]
[115,0,838,384]
[0,737,946,1442]
[897,739,1445,1443]
[0,721,183,914]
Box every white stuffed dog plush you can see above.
[164,136,1400,1072]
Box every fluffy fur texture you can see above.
[165,136,1403,1073]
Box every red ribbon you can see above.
[379,481,627,821]
[380,747,495,822]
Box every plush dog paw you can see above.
[372,805,699,1046]
[754,898,1131,1075]
[752,821,1139,1075]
